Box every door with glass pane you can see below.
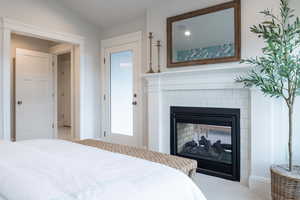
[103,42,140,147]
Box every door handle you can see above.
[17,100,23,105]
[132,101,137,106]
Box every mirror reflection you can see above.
[172,8,235,63]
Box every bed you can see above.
[0,139,206,200]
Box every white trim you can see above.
[143,67,249,92]
[16,48,52,58]
[49,43,74,55]
[142,64,252,78]
[52,54,58,139]
[101,32,142,49]
[100,31,143,147]
[0,17,85,140]
[1,27,11,140]
[1,18,84,44]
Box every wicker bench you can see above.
[76,139,197,178]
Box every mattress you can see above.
[0,139,207,200]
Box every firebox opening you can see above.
[170,106,240,181]
[177,123,232,165]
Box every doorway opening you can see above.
[0,18,85,141]
[11,33,75,141]
[57,53,72,141]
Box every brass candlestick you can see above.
[156,40,161,73]
[147,32,155,73]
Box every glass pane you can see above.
[177,123,232,164]
[172,8,235,62]
[110,50,133,136]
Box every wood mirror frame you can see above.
[167,0,241,68]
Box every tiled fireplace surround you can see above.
[144,67,279,199]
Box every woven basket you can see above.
[271,165,300,200]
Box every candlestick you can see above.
[147,32,155,73]
[156,40,161,73]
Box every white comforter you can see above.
[0,140,206,200]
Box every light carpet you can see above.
[194,174,264,200]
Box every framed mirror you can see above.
[167,0,241,68]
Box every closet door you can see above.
[15,48,54,141]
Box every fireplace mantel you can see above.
[142,66,252,152]
[142,65,251,92]
[143,66,279,198]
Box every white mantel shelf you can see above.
[142,65,252,91]
[142,64,252,78]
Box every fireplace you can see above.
[170,106,240,181]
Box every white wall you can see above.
[0,0,102,138]
[291,0,300,167]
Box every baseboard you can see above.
[249,175,271,200]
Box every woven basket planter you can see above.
[271,165,300,200]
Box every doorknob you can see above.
[132,101,137,106]
[17,100,23,105]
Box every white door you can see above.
[103,42,141,147]
[15,48,54,141]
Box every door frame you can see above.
[100,31,143,147]
[0,17,85,141]
[49,44,75,140]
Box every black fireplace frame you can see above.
[170,106,240,181]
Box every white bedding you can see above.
[0,140,206,200]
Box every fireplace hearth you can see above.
[170,107,240,181]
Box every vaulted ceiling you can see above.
[59,0,154,29]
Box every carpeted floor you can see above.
[194,174,264,200]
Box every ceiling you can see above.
[59,0,155,29]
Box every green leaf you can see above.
[237,0,300,103]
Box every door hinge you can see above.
[104,131,106,137]
[103,94,106,101]
[52,123,54,129]
[104,58,106,64]
[52,61,55,67]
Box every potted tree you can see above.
[237,0,300,199]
